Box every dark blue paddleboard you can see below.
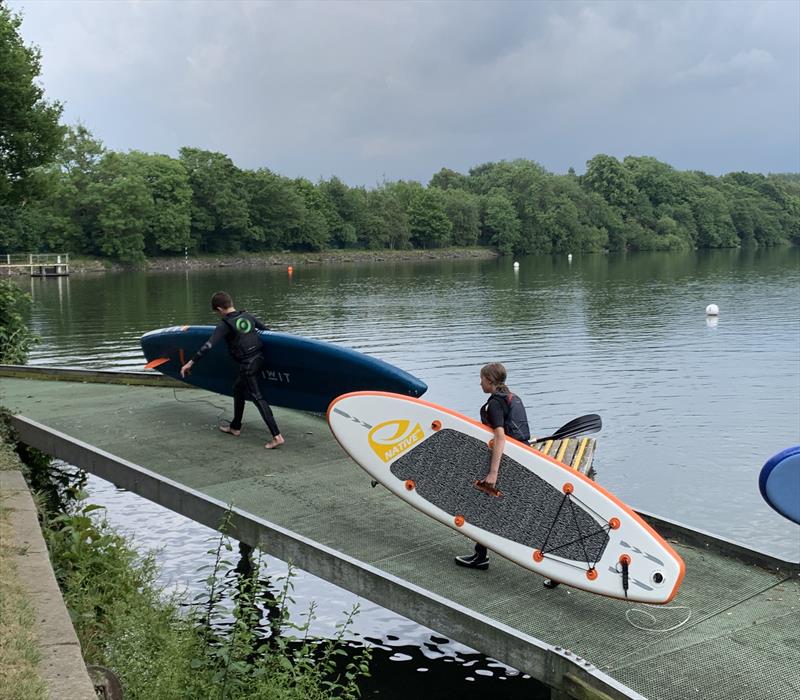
[759,445,800,525]
[140,326,427,413]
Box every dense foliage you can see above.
[0,279,36,363]
[0,5,64,205]
[3,131,796,265]
[1,7,797,265]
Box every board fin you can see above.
[144,357,170,370]
[473,480,503,498]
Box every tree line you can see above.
[1,6,798,266]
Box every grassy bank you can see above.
[0,437,47,700]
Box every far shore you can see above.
[56,246,501,273]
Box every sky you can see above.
[9,0,800,187]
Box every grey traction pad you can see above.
[390,429,609,563]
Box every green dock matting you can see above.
[1,377,798,700]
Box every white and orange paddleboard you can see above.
[328,392,685,604]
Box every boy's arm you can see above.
[181,321,228,376]
[254,318,271,332]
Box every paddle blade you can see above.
[144,357,170,370]
[536,414,602,442]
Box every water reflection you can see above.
[19,249,800,556]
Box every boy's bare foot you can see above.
[265,435,285,450]
[219,425,241,436]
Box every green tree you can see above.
[243,169,304,250]
[441,188,480,246]
[429,167,469,191]
[0,6,64,205]
[291,178,330,251]
[319,177,369,248]
[47,125,106,253]
[408,187,452,248]
[86,152,153,264]
[363,184,410,250]
[179,148,249,252]
[482,191,520,255]
[583,154,638,211]
[691,185,738,248]
[622,156,683,208]
[0,279,37,363]
[125,152,192,255]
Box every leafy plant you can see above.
[0,280,38,364]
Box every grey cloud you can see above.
[9,0,799,184]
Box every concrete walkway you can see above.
[1,370,798,700]
[0,469,95,700]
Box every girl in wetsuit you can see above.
[454,362,529,570]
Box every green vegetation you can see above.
[1,7,798,267]
[0,5,64,206]
[3,424,372,700]
[6,131,797,266]
[42,498,371,699]
[0,279,37,363]
[0,428,47,700]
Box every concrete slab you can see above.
[1,374,798,700]
[3,470,96,700]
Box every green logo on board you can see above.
[235,318,252,333]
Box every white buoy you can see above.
[513,261,520,269]
[567,253,573,262]
[705,304,719,316]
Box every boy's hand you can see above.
[180,360,193,377]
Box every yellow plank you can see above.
[556,439,569,463]
[572,437,589,470]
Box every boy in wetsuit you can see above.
[180,291,284,449]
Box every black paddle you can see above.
[531,413,602,443]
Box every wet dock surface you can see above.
[1,371,797,700]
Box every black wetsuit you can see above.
[480,392,530,443]
[472,391,531,559]
[191,311,281,437]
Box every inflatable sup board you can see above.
[759,445,800,525]
[141,326,427,413]
[328,392,685,604]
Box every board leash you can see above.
[171,387,230,429]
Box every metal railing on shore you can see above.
[1,253,70,277]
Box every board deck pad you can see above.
[391,429,609,563]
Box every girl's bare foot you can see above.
[265,434,285,450]
[219,425,241,436]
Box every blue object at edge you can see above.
[758,445,800,525]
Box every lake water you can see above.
[15,248,800,696]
